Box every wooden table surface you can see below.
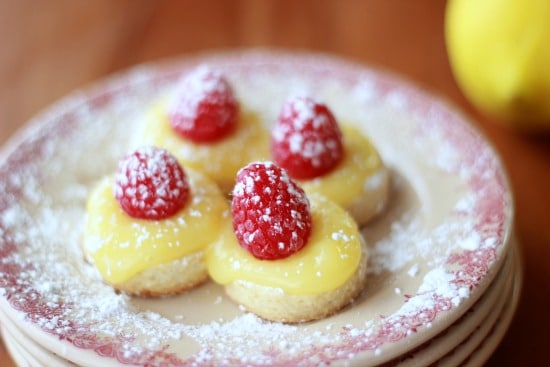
[1,1,548,366]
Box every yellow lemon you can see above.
[445,0,550,131]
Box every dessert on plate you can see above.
[140,65,270,193]
[0,51,514,367]
[206,161,368,323]
[271,95,390,226]
[83,146,228,296]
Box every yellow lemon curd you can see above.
[206,194,364,295]
[142,102,270,191]
[84,169,229,284]
[299,125,383,208]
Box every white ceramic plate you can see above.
[2,324,69,367]
[1,327,32,367]
[393,236,516,367]
[438,241,522,367]
[0,308,74,367]
[0,51,513,367]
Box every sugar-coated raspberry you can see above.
[271,96,344,179]
[114,146,190,220]
[231,162,312,260]
[168,65,238,143]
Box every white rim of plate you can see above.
[1,325,38,367]
[439,241,522,367]
[0,309,74,367]
[393,236,516,367]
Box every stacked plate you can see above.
[0,51,520,367]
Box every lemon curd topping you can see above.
[206,194,364,295]
[142,102,270,191]
[84,168,229,284]
[299,124,383,208]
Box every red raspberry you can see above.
[114,146,190,220]
[231,162,312,260]
[271,96,344,179]
[168,66,238,143]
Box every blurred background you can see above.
[0,1,548,366]
[0,0,458,133]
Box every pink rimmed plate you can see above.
[0,50,513,367]
[1,323,75,367]
[392,235,517,367]
[438,240,522,367]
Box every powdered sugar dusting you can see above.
[0,52,511,367]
